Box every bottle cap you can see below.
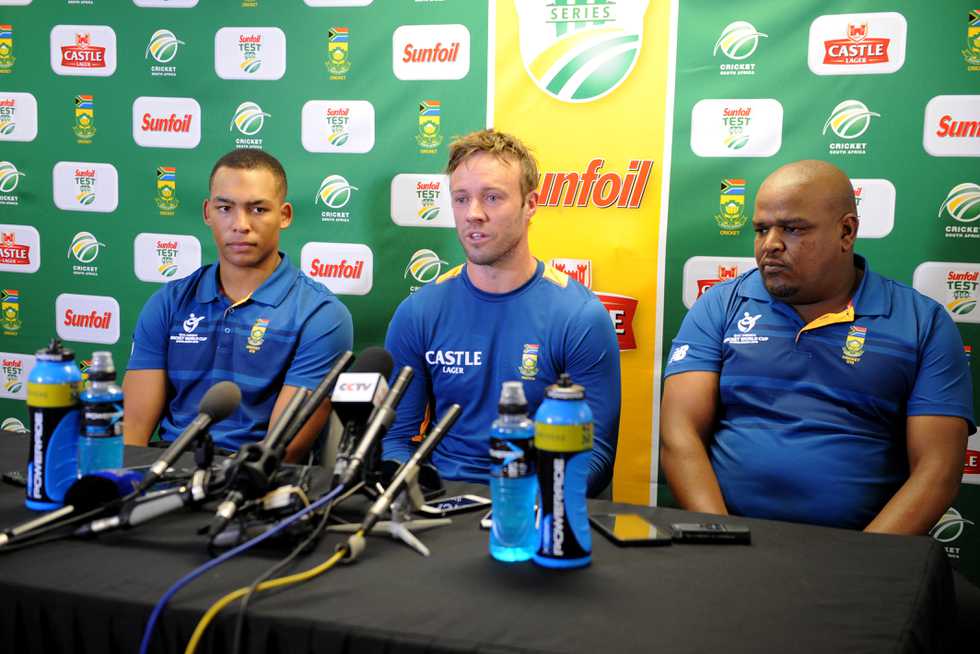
[498,381,528,414]
[545,373,585,400]
[87,351,116,381]
[35,338,75,362]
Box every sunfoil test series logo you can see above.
[230,101,268,149]
[713,20,766,76]
[68,231,104,277]
[939,182,980,240]
[516,0,648,103]
[0,92,37,142]
[823,99,879,156]
[145,29,184,77]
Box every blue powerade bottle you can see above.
[78,351,124,476]
[26,339,83,510]
[533,373,593,569]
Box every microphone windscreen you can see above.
[63,474,127,510]
[198,381,242,421]
[351,346,394,379]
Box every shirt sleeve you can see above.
[382,296,430,463]
[908,305,976,434]
[284,298,354,391]
[563,295,621,496]
[126,288,170,371]
[663,286,727,378]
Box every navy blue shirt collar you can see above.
[195,251,297,307]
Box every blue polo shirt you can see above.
[383,260,621,496]
[128,253,353,450]
[665,255,975,529]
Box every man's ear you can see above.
[524,190,538,222]
[202,198,211,225]
[279,201,293,230]
[840,212,859,250]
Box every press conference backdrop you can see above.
[0,1,978,584]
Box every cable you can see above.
[138,482,346,654]
[230,481,365,652]
[185,545,351,654]
[0,500,127,554]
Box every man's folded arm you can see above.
[660,371,728,515]
[381,300,429,465]
[122,369,167,446]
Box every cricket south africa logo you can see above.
[68,231,104,276]
[940,183,980,239]
[0,25,15,73]
[714,20,766,75]
[824,99,878,156]
[156,166,179,214]
[515,0,648,103]
[145,29,184,67]
[230,101,269,147]
[327,27,350,77]
[405,249,447,285]
[0,161,24,197]
[316,175,357,210]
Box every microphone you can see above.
[209,351,354,536]
[136,381,241,494]
[338,365,414,487]
[358,403,460,536]
[331,347,394,478]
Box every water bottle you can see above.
[488,381,537,563]
[533,373,593,569]
[78,351,124,476]
[25,339,83,510]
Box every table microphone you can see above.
[136,381,241,494]
[331,348,395,479]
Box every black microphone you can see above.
[331,347,394,478]
[358,404,460,536]
[210,351,354,536]
[137,381,241,494]
[338,365,414,487]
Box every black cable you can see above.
[230,481,364,653]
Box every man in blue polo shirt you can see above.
[383,129,621,496]
[661,160,974,533]
[123,150,353,462]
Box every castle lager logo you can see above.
[923,95,980,157]
[133,233,202,283]
[595,292,638,350]
[0,92,37,141]
[73,95,95,142]
[155,166,179,214]
[691,99,783,158]
[808,12,906,76]
[0,161,24,204]
[53,161,118,213]
[392,24,470,81]
[51,25,117,77]
[405,248,448,286]
[912,261,980,324]
[390,174,454,228]
[0,25,15,73]
[326,27,350,78]
[56,293,120,345]
[940,183,980,240]
[215,27,286,81]
[683,256,757,308]
[715,178,748,235]
[515,0,647,102]
[550,258,592,289]
[145,29,184,77]
[1,289,21,334]
[300,242,374,296]
[538,158,653,208]
[416,100,442,152]
[850,178,895,239]
[132,96,202,149]
[964,10,980,71]
[68,231,104,277]
[714,20,766,76]
[0,226,39,273]
[301,101,375,153]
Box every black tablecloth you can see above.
[0,434,955,653]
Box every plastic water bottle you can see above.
[78,351,124,476]
[488,381,537,563]
[26,339,83,510]
[533,373,593,569]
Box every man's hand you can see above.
[660,371,728,515]
[270,384,333,464]
[122,369,168,446]
[865,415,968,535]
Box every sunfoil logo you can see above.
[0,161,24,193]
[145,29,184,63]
[823,99,879,139]
[939,183,980,223]
[405,248,447,284]
[315,175,357,209]
[230,101,269,136]
[714,21,767,60]
[515,0,648,103]
[68,231,104,264]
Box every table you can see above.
[0,434,956,653]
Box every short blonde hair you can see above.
[446,129,540,199]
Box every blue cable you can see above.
[138,483,345,654]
